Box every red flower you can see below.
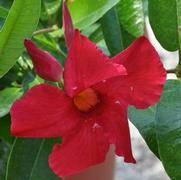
[10,1,166,178]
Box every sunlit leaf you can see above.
[117,0,144,37]
[67,0,120,30]
[0,0,41,78]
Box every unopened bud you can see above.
[24,39,63,82]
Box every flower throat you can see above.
[73,88,99,112]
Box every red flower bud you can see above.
[24,39,63,82]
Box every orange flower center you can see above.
[73,88,99,112]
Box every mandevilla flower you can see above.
[10,1,166,178]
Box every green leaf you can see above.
[0,66,19,89]
[89,25,104,43]
[101,7,124,56]
[67,0,120,30]
[148,0,181,51]
[0,0,13,9]
[156,80,181,179]
[82,23,100,37]
[117,0,144,37]
[0,0,41,78]
[0,6,8,18]
[0,140,10,180]
[128,105,159,158]
[0,87,22,118]
[6,138,60,180]
[120,25,135,48]
[101,6,135,56]
[0,115,14,143]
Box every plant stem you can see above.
[33,26,58,36]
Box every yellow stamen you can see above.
[73,88,99,112]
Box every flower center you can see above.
[73,88,99,112]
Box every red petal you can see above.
[99,101,135,163]
[10,84,80,137]
[24,39,63,82]
[62,0,74,48]
[111,36,166,108]
[93,84,135,163]
[64,30,127,97]
[49,121,109,177]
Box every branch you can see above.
[33,26,58,36]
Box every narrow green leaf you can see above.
[117,0,144,37]
[67,0,120,30]
[6,138,60,180]
[0,87,22,118]
[156,80,181,179]
[129,105,159,158]
[0,6,9,18]
[0,0,41,78]
[148,0,181,51]
[101,7,124,56]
